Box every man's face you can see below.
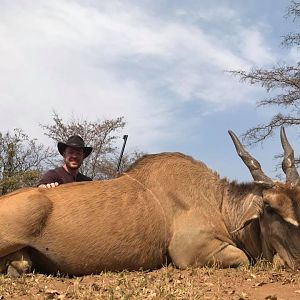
[63,146,84,170]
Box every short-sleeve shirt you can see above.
[38,167,92,185]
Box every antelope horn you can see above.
[280,126,300,185]
[228,130,274,185]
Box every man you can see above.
[38,135,93,188]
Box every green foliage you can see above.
[0,113,143,194]
[0,129,56,195]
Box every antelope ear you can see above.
[231,203,262,233]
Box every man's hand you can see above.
[38,182,59,188]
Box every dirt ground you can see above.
[1,264,300,300]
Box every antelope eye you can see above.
[264,203,275,214]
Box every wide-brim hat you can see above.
[57,135,93,158]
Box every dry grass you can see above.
[1,261,300,299]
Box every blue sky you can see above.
[0,0,298,182]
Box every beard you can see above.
[65,159,82,170]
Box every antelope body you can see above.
[1,127,300,275]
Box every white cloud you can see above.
[238,27,275,66]
[287,46,300,64]
[0,0,287,154]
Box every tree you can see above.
[0,113,143,195]
[0,129,56,195]
[41,112,143,179]
[230,1,300,145]
[99,149,146,179]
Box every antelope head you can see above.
[229,127,300,269]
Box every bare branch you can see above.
[241,114,300,145]
[40,112,142,179]
[228,2,300,146]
